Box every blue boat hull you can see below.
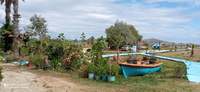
[119,62,163,78]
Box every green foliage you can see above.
[94,65,102,75]
[95,58,110,75]
[143,41,149,46]
[191,44,195,48]
[4,55,13,60]
[108,35,124,62]
[70,53,83,70]
[45,34,84,71]
[28,14,48,40]
[91,36,108,65]
[29,54,43,65]
[50,59,62,69]
[58,33,65,41]
[173,62,186,78]
[109,63,121,76]
[0,27,13,52]
[84,63,95,73]
[86,36,95,45]
[105,19,142,46]
[20,47,28,56]
[80,32,86,45]
[45,39,64,60]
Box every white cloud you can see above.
[195,0,200,6]
[0,0,199,43]
[87,13,116,19]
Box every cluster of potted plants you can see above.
[29,54,53,70]
[81,37,121,81]
[82,58,120,82]
[126,55,157,65]
[29,54,44,69]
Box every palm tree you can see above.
[0,0,12,28]
[1,0,24,60]
[12,0,20,60]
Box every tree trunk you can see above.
[5,0,12,28]
[159,41,161,51]
[117,47,119,63]
[190,49,194,57]
[12,0,20,60]
[136,41,139,52]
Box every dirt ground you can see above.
[0,62,125,92]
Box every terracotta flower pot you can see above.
[83,73,88,78]
[27,62,34,66]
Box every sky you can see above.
[0,0,200,44]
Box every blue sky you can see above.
[0,0,200,44]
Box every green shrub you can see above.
[50,59,61,69]
[84,63,95,73]
[20,47,28,57]
[29,54,43,65]
[4,55,13,60]
[109,63,121,76]
[173,62,186,78]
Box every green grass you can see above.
[68,50,200,92]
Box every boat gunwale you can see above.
[119,62,163,68]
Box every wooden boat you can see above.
[119,62,163,78]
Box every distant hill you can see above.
[142,38,172,45]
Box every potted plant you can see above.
[82,66,89,78]
[29,54,43,69]
[100,65,108,80]
[94,65,101,80]
[4,55,13,63]
[86,63,95,79]
[149,57,157,64]
[107,63,120,82]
